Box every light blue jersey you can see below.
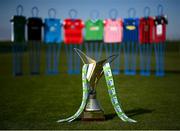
[44,18,61,44]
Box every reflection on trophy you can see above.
[74,48,118,121]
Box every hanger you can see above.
[90,10,99,22]
[31,6,39,17]
[128,8,136,19]
[109,8,118,21]
[48,8,56,19]
[16,4,23,16]
[69,9,78,21]
[143,6,150,19]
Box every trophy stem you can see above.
[81,92,105,121]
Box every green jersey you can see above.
[85,19,104,41]
[11,15,26,43]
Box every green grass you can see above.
[0,41,180,129]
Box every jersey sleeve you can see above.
[10,16,14,22]
[104,20,107,26]
[59,20,62,26]
[63,20,67,28]
[80,20,85,28]
[122,19,126,27]
[119,19,123,26]
[164,16,168,25]
[136,19,139,26]
[85,20,88,28]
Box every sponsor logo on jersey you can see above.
[75,22,79,26]
[126,25,136,30]
[31,26,39,30]
[90,26,99,31]
[156,24,163,35]
[110,26,118,31]
[50,26,56,32]
[71,25,75,29]
[144,25,149,32]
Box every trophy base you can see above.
[81,110,105,121]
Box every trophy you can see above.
[57,48,136,123]
[74,48,117,120]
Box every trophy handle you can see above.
[96,54,120,84]
[97,54,119,81]
[74,48,119,89]
[74,48,96,64]
[105,54,119,64]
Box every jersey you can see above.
[27,17,43,41]
[85,19,103,41]
[104,19,123,43]
[44,18,62,44]
[139,17,155,44]
[63,19,84,44]
[123,18,139,42]
[11,15,26,43]
[154,16,168,43]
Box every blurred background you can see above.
[0,0,180,130]
[0,0,180,41]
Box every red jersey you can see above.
[63,19,84,44]
[139,17,155,44]
[154,16,168,43]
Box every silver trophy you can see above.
[74,48,117,120]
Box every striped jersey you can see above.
[139,17,155,44]
[123,18,139,42]
[63,19,84,44]
[104,19,123,43]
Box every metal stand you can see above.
[105,43,121,75]
[12,43,24,76]
[139,43,152,76]
[154,43,165,76]
[65,44,82,74]
[81,93,105,121]
[123,42,138,75]
[29,41,41,75]
[46,44,61,74]
[85,42,103,61]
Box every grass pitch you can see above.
[0,41,180,130]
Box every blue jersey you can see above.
[123,18,139,42]
[44,18,61,44]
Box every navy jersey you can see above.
[123,18,139,42]
[27,17,43,41]
[44,18,62,44]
